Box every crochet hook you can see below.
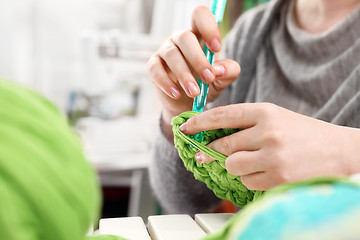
[191,0,227,143]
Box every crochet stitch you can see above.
[172,111,263,207]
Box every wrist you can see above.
[162,109,177,125]
[161,106,192,143]
[336,125,360,175]
[160,110,176,143]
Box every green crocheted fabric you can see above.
[172,111,263,207]
[0,79,124,240]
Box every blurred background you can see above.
[0,0,265,220]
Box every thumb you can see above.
[209,59,240,96]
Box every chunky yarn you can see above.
[0,79,124,240]
[172,111,262,207]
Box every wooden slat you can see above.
[195,213,234,233]
[99,217,151,240]
[148,214,206,240]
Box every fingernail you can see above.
[195,151,203,162]
[179,122,187,132]
[187,82,199,97]
[170,87,180,98]
[214,64,225,77]
[210,39,221,51]
[202,68,215,82]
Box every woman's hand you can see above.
[147,6,240,131]
[180,103,360,190]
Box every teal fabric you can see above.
[0,79,123,240]
[202,177,360,240]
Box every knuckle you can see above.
[150,73,161,86]
[240,176,249,188]
[225,158,238,176]
[149,69,173,91]
[209,107,226,124]
[177,71,191,83]
[187,116,198,130]
[192,55,206,68]
[225,156,241,176]
[151,68,166,83]
[275,169,291,184]
[146,56,157,74]
[259,102,277,119]
[241,176,257,190]
[163,45,179,59]
[262,126,283,147]
[266,149,286,172]
[228,60,241,77]
[175,30,193,44]
[219,138,232,155]
[146,60,163,85]
[235,105,245,121]
[241,175,269,191]
[192,5,208,18]
[150,74,163,90]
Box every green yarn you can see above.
[172,111,263,207]
[0,79,123,240]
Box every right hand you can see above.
[147,5,240,125]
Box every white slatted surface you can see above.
[97,213,234,239]
[99,217,151,240]
[195,213,234,233]
[148,214,206,240]
[86,224,94,236]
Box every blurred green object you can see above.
[221,0,270,37]
[0,79,124,240]
[243,0,270,11]
[85,235,128,240]
[202,177,360,240]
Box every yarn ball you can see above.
[0,79,124,240]
[202,177,360,240]
[171,111,262,207]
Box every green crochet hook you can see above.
[191,0,227,143]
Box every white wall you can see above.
[0,0,209,111]
[0,0,153,109]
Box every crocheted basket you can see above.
[172,111,262,207]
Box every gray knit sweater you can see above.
[149,0,360,214]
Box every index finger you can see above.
[180,103,266,135]
[192,5,222,52]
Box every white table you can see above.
[92,213,234,240]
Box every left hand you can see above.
[180,103,360,190]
